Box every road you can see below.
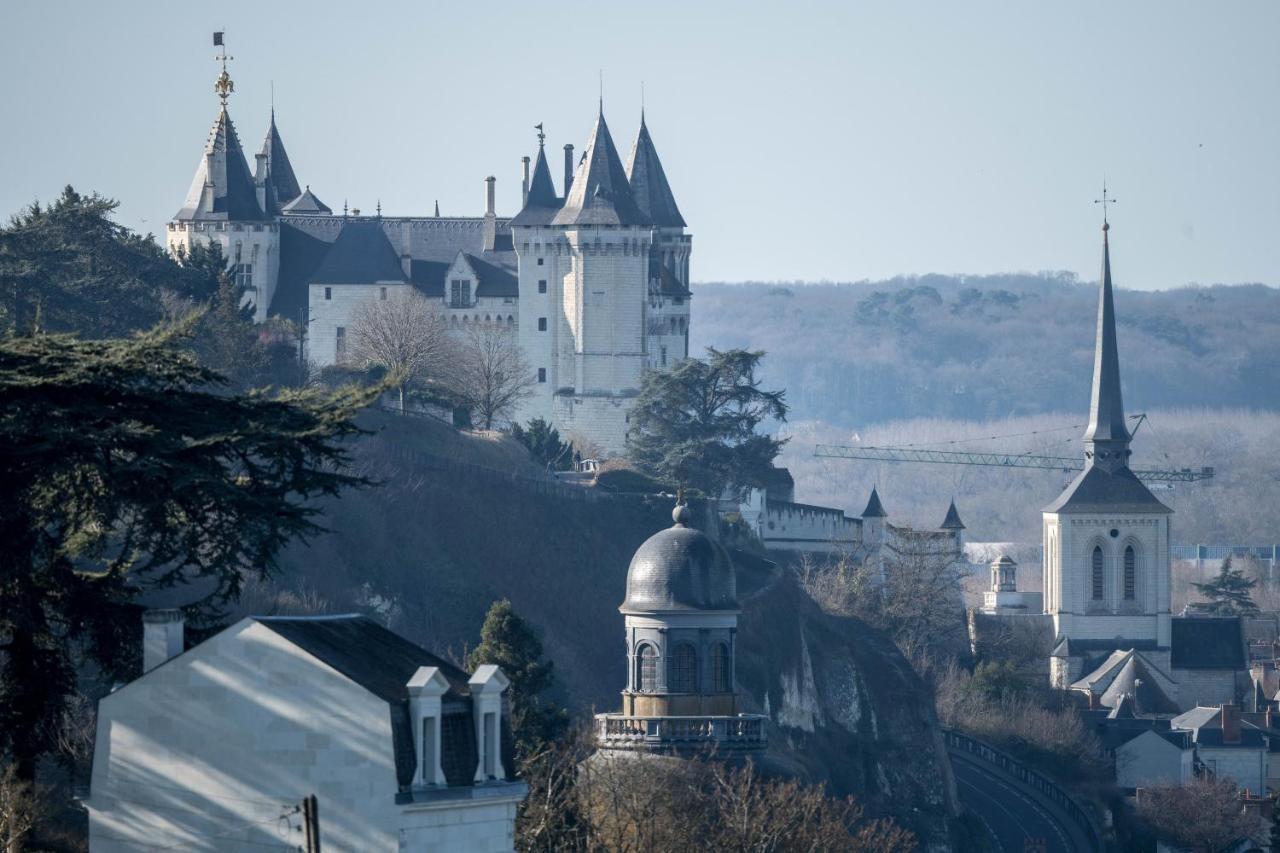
[951,752,1097,853]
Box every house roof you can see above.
[1170,706,1222,732]
[310,221,408,285]
[410,252,517,299]
[626,116,685,228]
[1170,617,1246,670]
[1194,728,1268,749]
[551,109,649,227]
[1043,463,1171,514]
[175,105,265,222]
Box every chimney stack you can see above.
[1222,703,1242,744]
[521,157,530,208]
[143,609,185,673]
[482,176,497,252]
[254,152,269,211]
[563,145,574,197]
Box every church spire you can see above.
[1082,216,1132,472]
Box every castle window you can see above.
[1124,546,1136,600]
[538,317,547,331]
[538,280,547,294]
[335,326,347,363]
[507,315,515,327]
[711,643,731,693]
[380,286,387,301]
[636,644,657,692]
[670,643,698,693]
[324,287,332,301]
[234,263,253,292]
[537,368,546,383]
[537,257,544,266]
[1091,545,1104,601]
[660,346,668,367]
[450,279,471,308]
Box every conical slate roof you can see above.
[626,115,685,228]
[551,109,648,227]
[176,106,264,221]
[1083,224,1131,455]
[510,142,562,227]
[940,499,965,530]
[260,110,302,210]
[861,487,887,519]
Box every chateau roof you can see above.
[260,110,302,212]
[282,185,331,215]
[861,486,888,519]
[552,109,649,227]
[511,142,562,228]
[626,116,685,228]
[940,499,965,530]
[1043,464,1170,514]
[310,221,407,285]
[175,106,265,222]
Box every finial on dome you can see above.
[672,488,690,526]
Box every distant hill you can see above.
[691,275,1280,427]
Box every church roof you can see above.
[1073,649,1180,714]
[626,116,685,228]
[260,110,302,212]
[282,185,331,215]
[310,221,407,285]
[1170,616,1245,670]
[1043,463,1170,514]
[1084,224,1131,448]
[175,105,265,222]
[940,499,965,530]
[510,143,563,227]
[551,109,649,227]
[861,486,888,519]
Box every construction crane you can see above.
[813,415,1215,484]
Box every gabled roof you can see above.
[282,185,331,215]
[310,221,407,285]
[940,499,965,530]
[1073,649,1180,714]
[1043,463,1170,514]
[1170,616,1246,670]
[551,109,649,227]
[259,110,302,210]
[626,116,685,228]
[861,486,888,519]
[175,106,265,222]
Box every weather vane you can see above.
[1094,181,1116,228]
[212,31,234,106]
[535,123,545,146]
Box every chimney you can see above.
[1222,703,1241,744]
[400,220,413,280]
[468,665,511,783]
[254,152,269,212]
[1266,706,1274,730]
[1087,692,1101,711]
[482,176,497,251]
[143,609,184,673]
[521,156,531,207]
[563,144,574,196]
[407,666,450,786]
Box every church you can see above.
[165,46,691,454]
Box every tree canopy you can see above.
[1191,556,1259,615]
[627,348,787,497]
[511,418,574,471]
[0,323,376,780]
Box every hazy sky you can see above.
[2,2,1277,289]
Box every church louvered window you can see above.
[1124,546,1136,600]
[670,643,698,693]
[1091,546,1105,601]
[711,643,731,692]
[637,644,657,692]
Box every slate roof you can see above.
[1084,225,1131,448]
[282,186,331,215]
[1170,706,1222,732]
[626,116,685,228]
[552,110,649,227]
[861,487,888,519]
[268,222,332,321]
[940,499,965,530]
[1043,464,1171,514]
[511,144,563,227]
[409,252,517,299]
[175,106,265,222]
[1194,728,1268,749]
[1170,616,1246,669]
[260,110,302,213]
[310,221,408,285]
[622,505,738,613]
[1073,649,1180,714]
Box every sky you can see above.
[1,1,1277,290]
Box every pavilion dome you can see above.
[621,504,737,613]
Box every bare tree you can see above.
[1136,776,1259,852]
[348,290,454,410]
[454,322,534,430]
[0,763,44,853]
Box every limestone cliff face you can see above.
[734,567,959,851]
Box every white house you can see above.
[85,611,525,852]
[1115,729,1195,790]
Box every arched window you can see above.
[636,644,657,692]
[451,315,459,327]
[711,643,731,693]
[507,315,515,327]
[484,314,491,324]
[670,643,698,693]
[1091,546,1105,601]
[1124,546,1136,601]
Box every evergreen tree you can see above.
[627,348,788,497]
[0,322,377,782]
[466,600,566,753]
[1192,556,1259,616]
[511,418,573,471]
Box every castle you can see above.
[166,48,690,454]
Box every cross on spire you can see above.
[1094,181,1117,229]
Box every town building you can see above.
[166,47,690,455]
[85,611,525,852]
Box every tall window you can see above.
[538,317,547,331]
[379,286,388,300]
[538,279,547,293]
[1091,545,1105,601]
[450,279,471,308]
[636,644,657,692]
[234,263,253,292]
[660,346,668,367]
[670,643,698,693]
[1124,546,1136,601]
[537,368,546,383]
[711,643,731,692]
[335,326,347,363]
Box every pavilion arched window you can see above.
[670,643,698,693]
[711,643,731,693]
[1124,546,1136,601]
[636,644,657,693]
[1091,545,1105,601]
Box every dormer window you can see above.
[450,279,471,308]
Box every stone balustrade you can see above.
[594,714,767,753]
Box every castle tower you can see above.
[940,498,966,557]
[626,113,691,369]
[257,108,303,214]
[1043,221,1172,684]
[595,501,766,756]
[511,107,653,455]
[165,43,280,322]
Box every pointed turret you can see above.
[510,133,562,227]
[551,108,648,227]
[175,65,264,222]
[626,114,685,228]
[1082,222,1132,473]
[940,499,965,530]
[259,109,303,209]
[861,487,888,519]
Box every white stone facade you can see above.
[166,220,280,323]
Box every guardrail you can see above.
[944,729,1102,852]
[595,714,767,752]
